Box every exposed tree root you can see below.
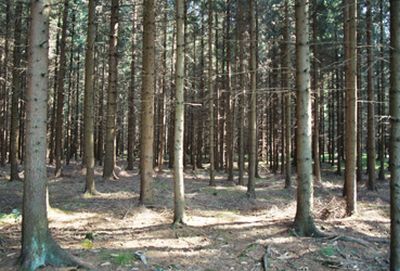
[262,245,270,271]
[324,234,389,247]
[19,236,94,271]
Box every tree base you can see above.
[293,218,326,237]
[20,236,93,271]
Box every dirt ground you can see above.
[0,162,390,270]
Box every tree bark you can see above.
[140,0,156,204]
[247,0,257,199]
[390,0,400,269]
[9,1,23,181]
[282,0,292,188]
[293,0,321,237]
[54,0,69,177]
[173,0,186,225]
[83,0,97,194]
[127,2,137,171]
[103,0,119,180]
[20,2,85,269]
[208,0,215,186]
[344,0,357,216]
[366,0,376,191]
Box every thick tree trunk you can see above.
[173,0,186,225]
[103,0,119,180]
[83,0,97,194]
[20,2,85,269]
[344,0,357,216]
[390,0,400,269]
[54,0,69,177]
[293,0,321,237]
[140,0,156,204]
[247,0,257,199]
[10,1,23,182]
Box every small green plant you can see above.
[0,209,21,224]
[320,245,336,257]
[111,252,136,266]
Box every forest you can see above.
[0,0,399,270]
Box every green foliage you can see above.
[81,239,93,250]
[111,252,136,266]
[320,245,336,257]
[0,209,21,224]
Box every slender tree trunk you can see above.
[293,0,321,237]
[282,0,292,188]
[54,0,69,177]
[366,0,376,191]
[96,44,106,165]
[247,0,257,198]
[127,3,137,171]
[344,0,357,216]
[158,5,168,171]
[83,0,97,194]
[390,0,400,268]
[9,1,23,181]
[378,0,386,181]
[140,0,156,204]
[312,2,321,183]
[103,0,119,179]
[238,0,245,186]
[20,2,85,269]
[173,0,186,225]
[208,0,215,186]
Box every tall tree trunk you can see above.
[20,1,85,269]
[293,0,321,237]
[140,0,156,204]
[54,0,69,177]
[173,0,186,225]
[312,1,321,183]
[9,1,23,181]
[366,0,376,191]
[127,2,137,171]
[344,0,357,216]
[390,0,400,268]
[237,0,245,186]
[247,0,257,199]
[103,0,119,180]
[1,0,11,167]
[158,4,168,171]
[225,0,234,182]
[208,0,215,186]
[83,0,97,194]
[282,0,292,188]
[378,0,386,181]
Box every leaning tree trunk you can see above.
[140,0,156,204]
[54,0,69,177]
[293,0,321,237]
[247,0,257,199]
[103,0,119,180]
[390,0,400,269]
[344,0,358,216]
[20,1,85,270]
[366,0,376,191]
[83,0,97,194]
[10,1,23,181]
[173,0,186,225]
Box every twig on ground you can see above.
[262,245,270,271]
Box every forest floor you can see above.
[0,161,390,271]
